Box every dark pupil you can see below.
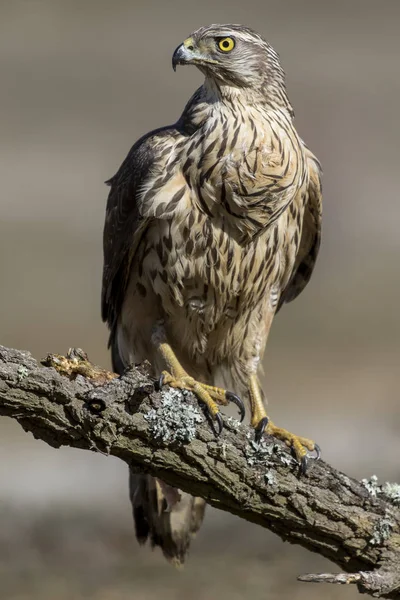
[222,40,230,48]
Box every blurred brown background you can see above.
[1,0,399,598]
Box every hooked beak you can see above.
[172,40,219,71]
[172,43,193,71]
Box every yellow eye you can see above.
[217,37,235,52]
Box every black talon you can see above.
[214,412,224,436]
[254,416,269,443]
[225,391,245,422]
[155,373,165,391]
[300,455,308,476]
[313,443,321,461]
[298,445,320,476]
[203,405,223,436]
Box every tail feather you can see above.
[129,469,206,566]
[129,473,150,545]
[190,496,207,537]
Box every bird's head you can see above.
[172,24,286,92]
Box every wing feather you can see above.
[278,146,322,309]
[101,126,176,335]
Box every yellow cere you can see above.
[218,37,235,52]
[183,37,195,49]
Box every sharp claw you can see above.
[300,455,308,475]
[225,391,245,422]
[155,373,165,391]
[214,412,224,436]
[254,416,269,443]
[298,445,320,475]
[202,405,223,436]
[313,443,321,461]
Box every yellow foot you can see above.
[157,371,245,434]
[255,417,320,474]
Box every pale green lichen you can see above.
[361,475,400,506]
[361,474,380,497]
[245,436,275,467]
[370,509,396,545]
[275,445,297,467]
[226,416,241,431]
[245,435,296,475]
[264,470,276,485]
[381,482,400,506]
[217,441,228,460]
[144,388,204,444]
[17,365,29,381]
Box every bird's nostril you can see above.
[187,45,194,51]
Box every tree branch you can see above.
[1,344,400,598]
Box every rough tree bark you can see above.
[0,344,399,598]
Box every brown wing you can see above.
[101,126,176,338]
[278,147,322,309]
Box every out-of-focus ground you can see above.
[0,1,399,598]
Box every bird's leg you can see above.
[249,375,319,473]
[152,325,245,432]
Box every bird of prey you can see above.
[102,24,322,565]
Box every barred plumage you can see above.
[102,24,322,565]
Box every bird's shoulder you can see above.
[101,124,181,327]
[105,125,181,191]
